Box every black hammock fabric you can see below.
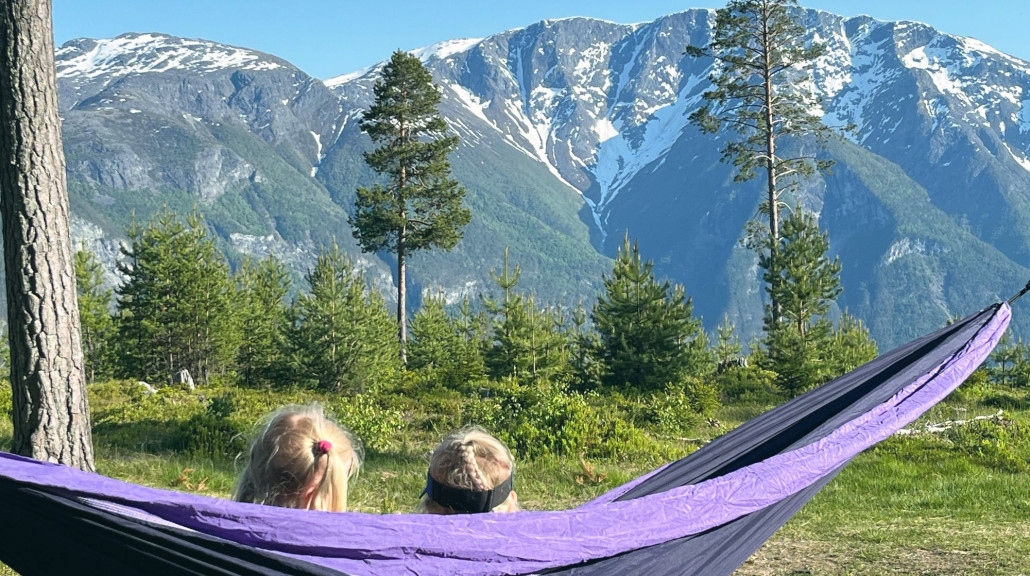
[0,302,1009,576]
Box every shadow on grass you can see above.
[982,393,1030,411]
[92,418,195,455]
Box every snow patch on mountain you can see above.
[959,37,1029,67]
[902,45,968,99]
[445,82,493,125]
[899,34,1029,128]
[589,71,705,238]
[324,66,375,88]
[1003,141,1030,171]
[411,38,483,62]
[56,33,281,79]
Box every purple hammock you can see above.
[0,302,1011,576]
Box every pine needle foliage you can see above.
[592,236,708,393]
[235,256,292,388]
[290,242,399,392]
[115,209,237,386]
[408,293,486,389]
[481,249,571,384]
[760,205,842,339]
[75,248,114,384]
[759,207,876,394]
[687,0,840,242]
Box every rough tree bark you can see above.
[0,0,94,471]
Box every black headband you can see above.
[420,472,514,514]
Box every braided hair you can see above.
[420,426,518,514]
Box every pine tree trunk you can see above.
[397,159,407,365]
[0,0,94,470]
[761,0,781,324]
[398,226,407,364]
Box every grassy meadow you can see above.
[1,379,1028,576]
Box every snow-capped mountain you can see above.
[52,12,1030,347]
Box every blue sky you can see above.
[53,1,1029,80]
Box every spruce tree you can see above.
[408,294,460,373]
[568,301,603,391]
[75,249,114,384]
[408,293,486,389]
[236,256,292,387]
[351,50,471,363]
[988,334,1020,387]
[291,242,399,392]
[115,209,237,385]
[592,237,707,393]
[760,206,864,395]
[759,205,841,338]
[712,314,743,370]
[481,250,570,384]
[824,311,877,377]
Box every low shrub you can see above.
[0,380,10,418]
[327,392,405,454]
[0,380,11,445]
[463,379,665,460]
[175,411,249,460]
[644,387,704,435]
[950,368,991,403]
[716,363,782,405]
[945,418,1030,473]
[92,385,206,453]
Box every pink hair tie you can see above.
[316,440,332,455]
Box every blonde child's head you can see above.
[420,426,518,514]
[234,404,362,512]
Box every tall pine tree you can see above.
[592,237,708,393]
[687,0,836,243]
[351,50,471,363]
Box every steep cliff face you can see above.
[54,10,1030,347]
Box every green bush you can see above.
[327,392,405,454]
[462,379,661,460]
[0,380,11,418]
[684,377,720,417]
[645,387,704,435]
[950,368,991,403]
[716,363,782,405]
[945,418,1030,473]
[175,412,249,460]
[0,380,11,445]
[171,392,249,460]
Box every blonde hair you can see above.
[420,426,518,514]
[233,404,362,512]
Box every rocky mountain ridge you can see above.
[52,10,1030,348]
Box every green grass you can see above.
[2,383,1029,575]
[736,387,1030,576]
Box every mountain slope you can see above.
[321,9,1030,347]
[50,11,1030,348]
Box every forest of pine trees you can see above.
[73,206,886,414]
